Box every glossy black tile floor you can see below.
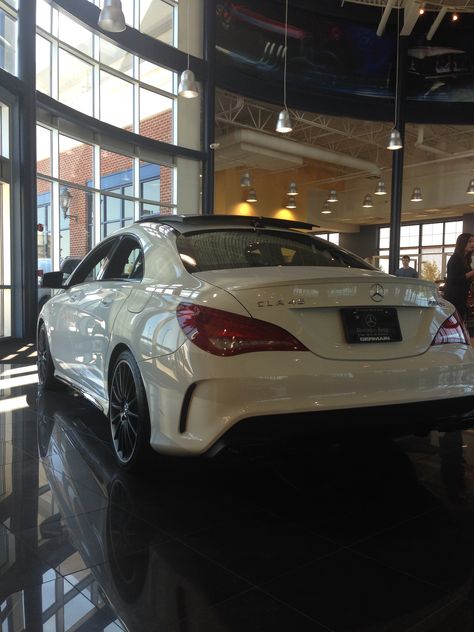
[2,361,474,631]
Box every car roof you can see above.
[135,214,319,234]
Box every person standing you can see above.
[396,255,418,278]
[443,232,474,321]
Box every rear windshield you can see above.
[176,229,372,273]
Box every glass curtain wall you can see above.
[34,0,202,278]
[378,220,463,279]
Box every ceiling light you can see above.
[276,108,292,134]
[467,179,474,195]
[240,171,251,187]
[275,0,292,133]
[452,12,458,21]
[362,194,374,208]
[374,178,387,195]
[387,128,403,150]
[287,181,298,196]
[285,195,297,209]
[98,0,126,32]
[321,202,332,214]
[178,0,198,98]
[246,189,257,203]
[410,186,423,202]
[328,189,338,203]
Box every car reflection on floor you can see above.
[2,382,474,631]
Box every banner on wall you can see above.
[215,1,474,123]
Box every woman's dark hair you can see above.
[454,233,474,266]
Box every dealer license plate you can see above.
[340,307,402,343]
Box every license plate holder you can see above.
[340,307,402,343]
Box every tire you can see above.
[109,350,154,471]
[37,323,62,390]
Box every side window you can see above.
[67,239,118,285]
[102,236,144,281]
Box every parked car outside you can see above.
[37,215,474,471]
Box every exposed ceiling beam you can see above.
[426,6,447,39]
[400,0,421,35]
[376,0,396,36]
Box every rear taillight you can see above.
[177,302,308,356]
[431,311,470,346]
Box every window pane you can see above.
[36,35,51,95]
[58,12,93,56]
[400,224,419,247]
[139,88,173,142]
[379,227,390,249]
[140,0,174,43]
[420,253,443,281]
[59,135,94,184]
[422,222,443,246]
[100,150,133,191]
[0,9,17,76]
[37,179,52,282]
[445,220,463,245]
[100,70,134,130]
[139,60,174,93]
[59,186,92,259]
[59,49,93,116]
[36,0,52,31]
[37,126,52,176]
[0,289,11,337]
[99,38,133,76]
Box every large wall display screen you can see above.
[215,1,474,123]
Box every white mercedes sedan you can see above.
[38,215,474,470]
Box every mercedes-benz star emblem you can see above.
[370,283,385,302]
[365,313,377,328]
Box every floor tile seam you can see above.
[337,506,439,547]
[155,504,273,539]
[202,586,336,632]
[179,531,347,593]
[253,585,336,631]
[404,593,471,632]
[60,571,128,632]
[343,545,455,594]
[173,536,278,590]
[263,506,345,548]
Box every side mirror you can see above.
[42,271,65,289]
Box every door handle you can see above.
[100,297,113,306]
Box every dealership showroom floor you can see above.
[3,345,474,631]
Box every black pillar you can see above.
[388,34,408,276]
[18,0,37,338]
[203,0,215,215]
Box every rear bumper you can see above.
[207,395,474,455]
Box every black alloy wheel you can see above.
[109,350,152,471]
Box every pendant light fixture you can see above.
[246,189,257,203]
[178,0,198,98]
[362,194,374,208]
[321,202,332,214]
[374,177,387,195]
[285,195,297,209]
[98,0,126,32]
[287,181,298,196]
[410,186,423,202]
[387,9,402,150]
[276,0,292,133]
[467,178,474,194]
[240,171,251,188]
[328,189,338,203]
